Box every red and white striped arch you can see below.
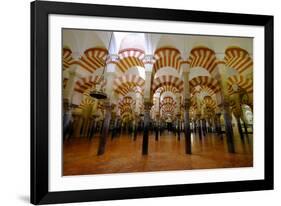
[160,96,177,108]
[118,96,135,109]
[189,76,220,94]
[63,48,75,69]
[77,48,108,73]
[202,96,217,109]
[116,85,144,97]
[121,111,133,120]
[191,85,217,97]
[116,48,145,73]
[155,85,180,95]
[188,47,218,74]
[160,96,177,115]
[120,106,133,115]
[161,105,175,114]
[114,74,145,96]
[227,75,253,95]
[152,75,183,94]
[74,75,106,94]
[78,97,95,110]
[189,106,197,118]
[224,47,253,74]
[153,47,183,73]
[190,96,197,107]
[97,101,104,110]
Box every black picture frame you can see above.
[31,0,274,204]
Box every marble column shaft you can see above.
[182,65,192,154]
[97,103,112,155]
[218,63,235,153]
[142,102,152,155]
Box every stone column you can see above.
[154,94,160,141]
[242,119,249,137]
[63,102,73,140]
[111,113,117,139]
[135,92,141,139]
[177,114,181,141]
[231,85,246,142]
[236,117,245,142]
[135,92,142,114]
[183,100,191,154]
[211,117,216,133]
[142,102,152,155]
[90,114,98,140]
[154,114,159,141]
[222,102,235,153]
[89,100,99,140]
[193,120,197,133]
[73,113,83,138]
[202,119,207,136]
[63,65,80,103]
[142,55,154,155]
[87,117,93,139]
[181,63,191,154]
[80,99,93,137]
[97,56,117,155]
[217,64,235,153]
[97,101,113,155]
[63,66,81,140]
[207,118,211,133]
[215,113,222,138]
[133,116,138,141]
[194,90,203,140]
[176,93,181,141]
[192,119,196,134]
[233,106,244,141]
[197,114,203,140]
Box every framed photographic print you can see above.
[31,0,274,204]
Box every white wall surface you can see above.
[0,0,279,205]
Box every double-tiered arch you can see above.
[62,30,254,158]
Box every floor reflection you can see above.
[63,130,253,176]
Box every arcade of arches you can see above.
[62,29,253,176]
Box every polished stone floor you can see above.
[63,130,253,176]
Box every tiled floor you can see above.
[63,130,253,176]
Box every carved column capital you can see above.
[181,62,190,73]
[143,55,155,65]
[105,54,119,64]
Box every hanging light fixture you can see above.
[90,32,113,100]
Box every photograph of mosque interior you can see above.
[62,29,253,176]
